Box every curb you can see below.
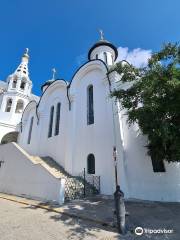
[0,194,113,229]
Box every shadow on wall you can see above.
[1,132,18,145]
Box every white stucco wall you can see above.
[19,81,69,167]
[67,62,116,195]
[90,45,115,65]
[113,75,180,202]
[0,143,64,203]
[118,112,180,202]
[19,61,117,195]
[18,60,180,202]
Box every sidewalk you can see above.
[0,193,180,239]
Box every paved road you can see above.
[1,197,180,240]
[0,198,119,240]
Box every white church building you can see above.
[0,34,180,203]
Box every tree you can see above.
[111,43,180,167]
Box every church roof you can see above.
[14,48,30,78]
[88,39,118,61]
[41,79,55,91]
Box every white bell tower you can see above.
[7,48,32,96]
[0,48,38,144]
[0,48,32,124]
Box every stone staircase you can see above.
[32,156,98,201]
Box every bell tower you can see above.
[0,48,33,117]
[7,48,32,96]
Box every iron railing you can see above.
[64,168,100,201]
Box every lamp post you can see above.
[113,146,126,234]
[113,146,118,187]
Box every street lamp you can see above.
[113,146,118,186]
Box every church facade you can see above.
[18,36,180,202]
[1,35,180,202]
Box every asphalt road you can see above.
[1,197,179,240]
[0,198,119,240]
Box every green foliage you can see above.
[111,43,180,164]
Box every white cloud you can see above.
[116,47,152,68]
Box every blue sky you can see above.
[0,0,179,95]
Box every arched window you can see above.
[48,106,54,138]
[27,117,34,144]
[12,76,18,88]
[87,154,95,174]
[103,52,108,64]
[15,100,24,113]
[5,99,13,112]
[87,85,94,125]
[20,80,26,90]
[54,102,61,136]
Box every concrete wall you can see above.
[0,143,64,203]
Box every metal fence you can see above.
[64,168,100,201]
[79,168,100,197]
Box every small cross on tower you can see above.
[99,29,104,40]
[52,68,57,80]
[25,48,29,55]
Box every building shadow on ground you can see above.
[21,199,120,240]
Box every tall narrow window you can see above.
[15,100,24,113]
[20,80,26,90]
[12,76,18,88]
[111,54,114,64]
[87,85,94,125]
[27,117,34,144]
[96,54,98,59]
[48,106,54,138]
[87,154,95,174]
[54,102,61,136]
[12,80,17,88]
[5,99,13,112]
[103,52,108,64]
